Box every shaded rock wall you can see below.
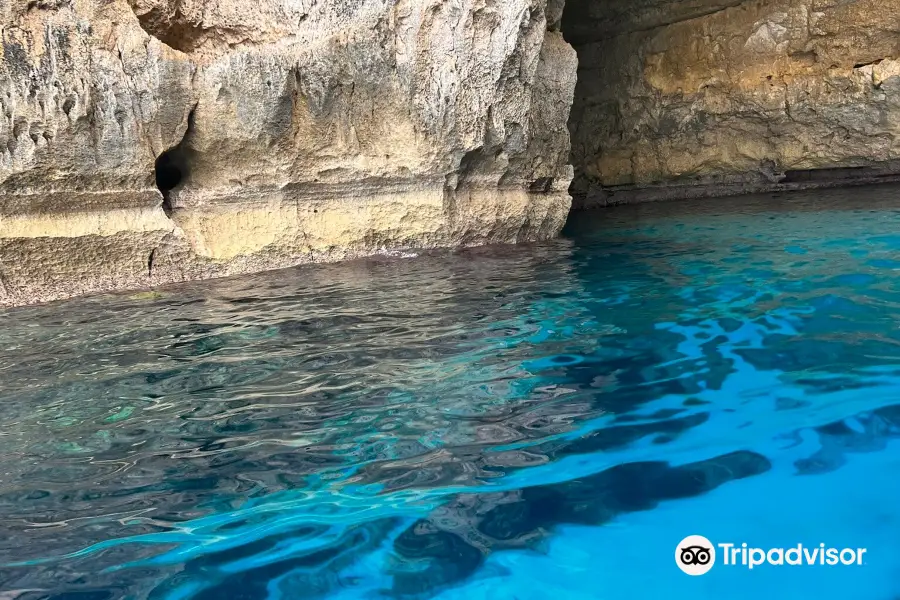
[566,0,900,207]
[0,0,577,305]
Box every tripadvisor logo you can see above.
[675,535,867,575]
[676,535,716,575]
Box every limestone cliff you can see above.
[10,0,900,305]
[566,0,900,206]
[0,0,577,305]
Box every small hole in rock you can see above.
[155,148,187,217]
[529,177,554,193]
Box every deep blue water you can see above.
[3,185,900,598]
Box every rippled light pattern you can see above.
[3,186,900,599]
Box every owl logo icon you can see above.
[676,535,716,575]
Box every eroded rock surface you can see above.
[0,0,577,305]
[566,0,900,206]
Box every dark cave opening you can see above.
[555,0,900,214]
[154,149,185,217]
[155,150,184,192]
[154,105,196,218]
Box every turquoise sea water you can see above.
[3,185,900,598]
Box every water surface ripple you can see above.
[3,186,900,598]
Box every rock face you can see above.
[565,0,900,207]
[10,0,900,305]
[0,0,577,305]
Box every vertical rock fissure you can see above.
[154,105,196,218]
[147,247,157,277]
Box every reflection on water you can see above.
[3,185,900,598]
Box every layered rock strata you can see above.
[565,0,900,207]
[0,0,577,305]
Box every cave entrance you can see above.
[154,145,189,217]
[558,0,617,216]
[154,105,196,217]
[556,0,900,214]
[156,148,187,216]
[155,151,183,191]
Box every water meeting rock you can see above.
[7,0,900,306]
[565,0,900,206]
[0,0,577,305]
